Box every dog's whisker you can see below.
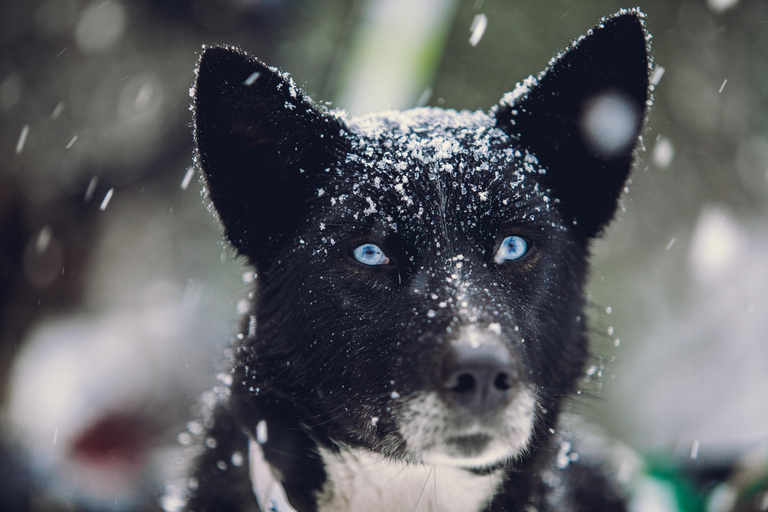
[485,471,495,512]
[411,464,434,512]
[434,464,440,512]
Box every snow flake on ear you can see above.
[497,75,538,111]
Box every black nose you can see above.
[441,342,517,417]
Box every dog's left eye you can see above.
[494,236,528,264]
[353,243,390,266]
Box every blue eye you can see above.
[494,236,528,264]
[353,243,390,266]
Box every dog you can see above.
[169,9,651,512]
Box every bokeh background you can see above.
[1,0,767,510]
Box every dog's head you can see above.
[193,11,649,470]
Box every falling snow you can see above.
[690,440,700,459]
[469,13,488,47]
[99,188,114,211]
[51,102,65,120]
[652,136,675,169]
[181,167,195,190]
[649,65,665,86]
[256,419,268,444]
[16,125,29,154]
[580,91,640,158]
[707,0,740,14]
[84,176,98,202]
[244,71,261,86]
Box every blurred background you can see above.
[1,0,766,510]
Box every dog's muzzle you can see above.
[398,325,536,468]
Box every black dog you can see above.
[171,9,650,512]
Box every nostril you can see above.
[448,373,476,394]
[494,372,511,391]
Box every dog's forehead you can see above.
[344,107,511,169]
[328,107,552,231]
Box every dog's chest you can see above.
[317,447,499,512]
[250,441,499,512]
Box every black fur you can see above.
[177,10,650,512]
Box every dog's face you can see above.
[254,108,583,468]
[194,11,649,471]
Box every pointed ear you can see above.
[194,46,347,263]
[495,11,650,238]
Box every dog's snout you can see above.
[441,342,517,417]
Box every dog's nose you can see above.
[441,342,517,417]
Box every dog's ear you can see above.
[194,46,347,263]
[495,10,650,238]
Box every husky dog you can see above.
[174,9,650,512]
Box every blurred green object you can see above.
[334,0,459,115]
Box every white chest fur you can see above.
[250,441,500,512]
[316,447,498,512]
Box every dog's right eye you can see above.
[494,235,528,264]
[352,243,390,266]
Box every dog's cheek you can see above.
[511,242,589,378]
[291,269,403,401]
